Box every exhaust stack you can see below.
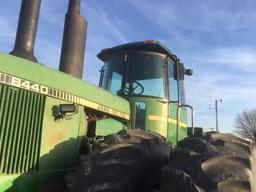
[59,0,87,79]
[10,0,41,62]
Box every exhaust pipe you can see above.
[59,0,87,79]
[10,0,41,62]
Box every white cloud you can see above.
[36,39,61,69]
[83,2,128,44]
[187,47,256,72]
[40,0,65,25]
[0,14,17,52]
[185,61,256,132]
[123,0,256,31]
[81,1,129,82]
[0,17,16,39]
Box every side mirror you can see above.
[185,69,193,76]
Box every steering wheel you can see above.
[124,81,144,95]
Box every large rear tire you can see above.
[66,129,170,192]
[161,132,256,192]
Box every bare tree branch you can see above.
[235,109,256,144]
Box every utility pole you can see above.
[215,99,222,132]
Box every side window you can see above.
[110,72,123,94]
[179,80,186,104]
[101,55,124,94]
[168,61,178,101]
[135,102,146,130]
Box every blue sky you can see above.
[1,0,256,133]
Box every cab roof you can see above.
[97,40,179,62]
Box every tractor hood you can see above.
[0,53,130,120]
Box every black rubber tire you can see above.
[161,166,198,192]
[66,129,170,192]
[161,132,256,192]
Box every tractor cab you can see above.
[98,40,192,143]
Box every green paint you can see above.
[126,96,187,144]
[96,118,125,136]
[0,168,74,191]
[0,94,85,190]
[0,175,19,192]
[39,97,85,171]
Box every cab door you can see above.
[123,52,169,136]
[167,58,187,144]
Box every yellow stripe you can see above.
[168,118,187,127]
[148,115,167,122]
[148,115,187,127]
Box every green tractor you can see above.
[0,0,255,191]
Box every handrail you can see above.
[176,104,194,144]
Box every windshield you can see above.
[125,53,166,98]
[101,52,167,98]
